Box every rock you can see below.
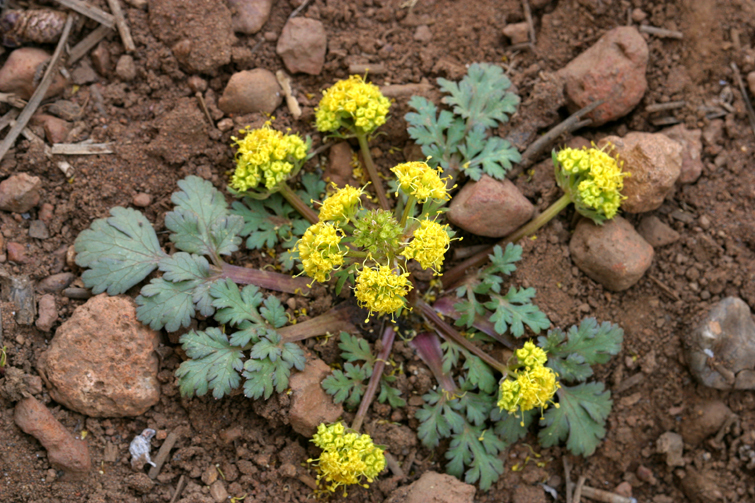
[127,473,155,494]
[0,173,42,213]
[661,125,703,184]
[288,356,342,437]
[684,297,755,390]
[0,48,67,100]
[7,242,29,263]
[323,142,356,187]
[681,467,724,503]
[188,76,208,93]
[569,216,654,292]
[132,193,152,207]
[385,471,476,503]
[656,431,685,467]
[413,25,433,43]
[503,22,529,45]
[276,18,327,75]
[228,0,273,34]
[14,397,91,477]
[218,69,282,115]
[681,401,733,446]
[28,220,49,240]
[39,203,54,223]
[71,61,98,85]
[149,0,233,75]
[36,294,58,332]
[615,481,633,498]
[209,480,228,503]
[148,98,212,165]
[38,272,75,293]
[31,113,71,144]
[637,216,679,247]
[631,8,647,22]
[512,485,548,503]
[0,367,43,401]
[37,294,161,417]
[599,132,682,213]
[702,119,724,147]
[91,43,111,75]
[447,175,535,238]
[558,27,648,126]
[115,55,137,81]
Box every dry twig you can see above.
[55,0,114,27]
[730,62,755,138]
[169,475,187,503]
[106,0,135,52]
[639,25,683,39]
[276,70,302,120]
[522,0,536,44]
[68,25,114,64]
[51,142,114,155]
[581,485,637,503]
[645,100,686,113]
[148,431,179,479]
[563,457,574,503]
[573,475,587,503]
[289,0,314,19]
[648,274,681,301]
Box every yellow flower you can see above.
[319,185,364,222]
[296,222,345,283]
[497,365,560,417]
[231,122,308,191]
[309,422,385,495]
[391,161,450,202]
[354,265,412,319]
[555,145,627,220]
[403,219,451,274]
[515,341,547,369]
[316,75,391,134]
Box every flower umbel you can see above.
[515,341,548,369]
[498,342,560,421]
[391,161,450,202]
[296,222,345,283]
[319,185,364,223]
[403,219,451,274]
[230,122,308,191]
[354,265,412,319]
[308,422,386,495]
[315,75,391,135]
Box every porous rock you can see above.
[324,142,356,188]
[227,0,273,34]
[288,356,342,437]
[569,216,654,292]
[36,294,58,332]
[681,400,733,446]
[447,175,534,238]
[276,18,327,75]
[0,48,68,100]
[599,132,682,213]
[385,471,476,503]
[661,124,703,184]
[0,173,42,213]
[637,215,679,248]
[218,69,282,115]
[14,396,91,477]
[684,297,755,390]
[558,27,648,126]
[37,294,161,417]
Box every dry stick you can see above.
[351,325,396,433]
[522,0,536,45]
[638,25,683,39]
[648,274,681,301]
[580,485,637,503]
[276,70,302,120]
[105,0,135,52]
[289,0,313,19]
[645,100,686,113]
[0,109,20,132]
[278,302,359,342]
[0,14,74,163]
[51,143,113,155]
[219,263,311,295]
[68,25,114,64]
[563,457,574,503]
[55,0,115,27]
[148,431,179,479]
[169,475,187,503]
[731,62,755,138]
[573,475,587,503]
[195,92,215,128]
[356,132,391,210]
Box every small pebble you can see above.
[0,47,67,100]
[502,22,529,44]
[28,220,49,239]
[218,68,282,115]
[36,294,58,332]
[132,193,152,207]
[413,25,433,43]
[7,242,29,263]
[188,75,207,93]
[210,480,228,503]
[115,55,137,81]
[228,0,273,35]
[276,17,327,75]
[0,173,42,213]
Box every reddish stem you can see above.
[278,302,359,342]
[219,263,311,295]
[351,325,396,433]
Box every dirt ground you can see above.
[2,0,755,501]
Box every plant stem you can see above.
[278,302,359,342]
[351,325,396,433]
[441,192,572,290]
[399,195,416,228]
[356,132,390,211]
[219,263,311,295]
[415,298,508,374]
[278,182,319,224]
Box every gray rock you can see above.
[656,431,685,467]
[218,69,282,115]
[685,297,755,390]
[637,215,679,247]
[569,216,654,292]
[276,18,327,75]
[28,220,49,240]
[0,173,41,213]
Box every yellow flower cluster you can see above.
[309,422,386,494]
[497,342,559,420]
[556,146,627,219]
[231,123,308,191]
[319,185,364,222]
[391,161,450,202]
[354,265,412,319]
[403,220,451,274]
[315,75,391,134]
[296,222,345,283]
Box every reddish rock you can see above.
[228,0,273,34]
[413,25,433,43]
[276,18,327,75]
[0,173,42,213]
[39,203,54,223]
[14,397,91,477]
[503,22,529,45]
[637,215,679,248]
[132,193,153,207]
[569,216,654,292]
[0,48,68,100]
[36,294,58,332]
[385,471,476,503]
[37,294,161,417]
[324,142,356,188]
[31,114,71,144]
[512,486,548,503]
[599,132,682,213]
[288,356,342,437]
[90,43,111,76]
[7,242,29,263]
[218,69,282,115]
[447,175,534,238]
[681,467,723,503]
[558,27,648,126]
[115,55,137,82]
[37,272,75,293]
[681,401,733,446]
[661,124,703,184]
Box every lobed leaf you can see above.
[321,362,369,409]
[445,423,505,491]
[485,286,550,337]
[338,332,375,366]
[136,278,196,332]
[415,389,465,448]
[175,328,244,399]
[491,407,537,445]
[210,279,264,327]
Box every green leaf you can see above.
[459,127,521,181]
[243,357,292,399]
[416,389,464,448]
[175,328,243,399]
[463,355,497,395]
[296,173,327,207]
[210,279,264,327]
[485,243,522,278]
[441,340,461,375]
[321,363,369,409]
[159,252,211,283]
[261,296,287,328]
[538,382,613,456]
[453,299,484,330]
[136,278,196,332]
[485,286,550,337]
[250,331,283,362]
[231,194,302,250]
[75,207,166,295]
[445,423,505,490]
[338,332,375,366]
[378,381,406,408]
[281,341,306,371]
[491,407,537,445]
[452,389,495,427]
